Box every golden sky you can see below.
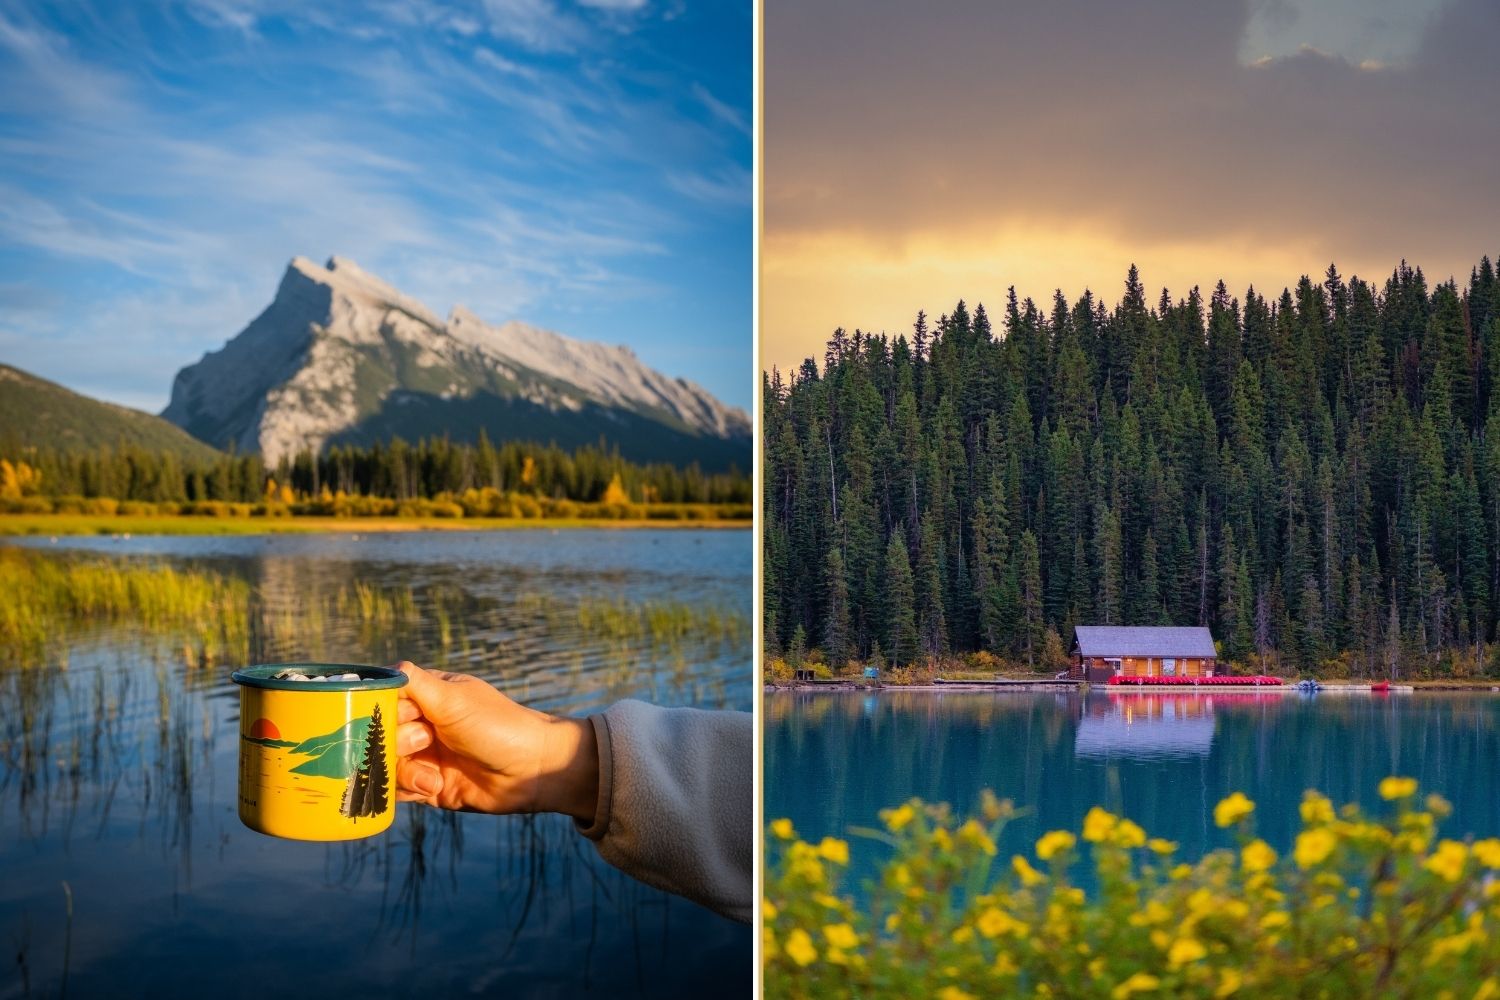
[762,0,1499,374]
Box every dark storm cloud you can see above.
[765,0,1500,283]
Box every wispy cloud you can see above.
[0,11,133,114]
[479,0,585,53]
[578,0,649,11]
[668,165,752,206]
[690,81,750,137]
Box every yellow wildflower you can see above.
[884,803,916,831]
[1170,863,1193,880]
[825,947,848,966]
[1473,980,1499,1000]
[1426,931,1476,965]
[1215,968,1243,997]
[957,818,997,856]
[932,827,953,851]
[1147,838,1177,855]
[817,837,850,865]
[762,899,777,922]
[1471,839,1500,869]
[1036,830,1077,861]
[885,913,900,933]
[1242,839,1278,873]
[784,928,817,967]
[1168,937,1208,969]
[1013,855,1046,886]
[1130,900,1171,927]
[1114,819,1147,849]
[937,988,977,1000]
[1425,840,1468,883]
[1214,792,1255,828]
[823,923,858,950]
[977,907,1027,939]
[1395,830,1434,854]
[1379,776,1418,800]
[1082,806,1117,842]
[1300,793,1335,825]
[1260,911,1290,931]
[951,926,975,944]
[763,927,778,960]
[1427,793,1452,817]
[770,818,795,840]
[1294,827,1337,868]
[789,851,825,883]
[1185,888,1216,917]
[994,953,1018,975]
[1112,973,1162,998]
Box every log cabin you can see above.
[1070,626,1218,683]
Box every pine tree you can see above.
[823,546,852,667]
[883,531,918,666]
[1018,530,1043,668]
[341,705,389,820]
[915,512,949,659]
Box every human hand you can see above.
[392,661,599,822]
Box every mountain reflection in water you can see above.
[1,530,751,999]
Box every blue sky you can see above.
[0,0,751,412]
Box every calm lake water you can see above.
[765,689,1500,891]
[1,529,750,999]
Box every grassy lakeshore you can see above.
[0,512,749,536]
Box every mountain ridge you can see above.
[0,363,223,461]
[162,257,750,469]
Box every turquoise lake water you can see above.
[765,689,1500,890]
[1,530,751,999]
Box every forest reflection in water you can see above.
[766,688,1500,895]
[1,529,750,999]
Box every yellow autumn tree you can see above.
[520,455,537,487]
[601,474,631,506]
[0,459,41,500]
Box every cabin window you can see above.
[1163,658,1177,676]
[1106,658,1122,675]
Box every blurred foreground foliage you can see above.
[765,781,1500,998]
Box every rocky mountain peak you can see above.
[161,256,749,468]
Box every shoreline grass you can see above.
[0,513,750,537]
[0,548,249,664]
[2,546,749,670]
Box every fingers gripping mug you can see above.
[232,663,409,840]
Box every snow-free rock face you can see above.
[161,257,751,468]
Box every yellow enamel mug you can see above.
[231,663,408,841]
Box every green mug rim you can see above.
[231,663,410,692]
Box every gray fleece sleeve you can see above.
[574,700,752,924]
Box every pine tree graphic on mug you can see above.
[339,703,389,819]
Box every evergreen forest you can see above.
[763,258,1500,677]
[1,434,749,507]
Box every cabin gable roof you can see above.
[1073,625,1217,659]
